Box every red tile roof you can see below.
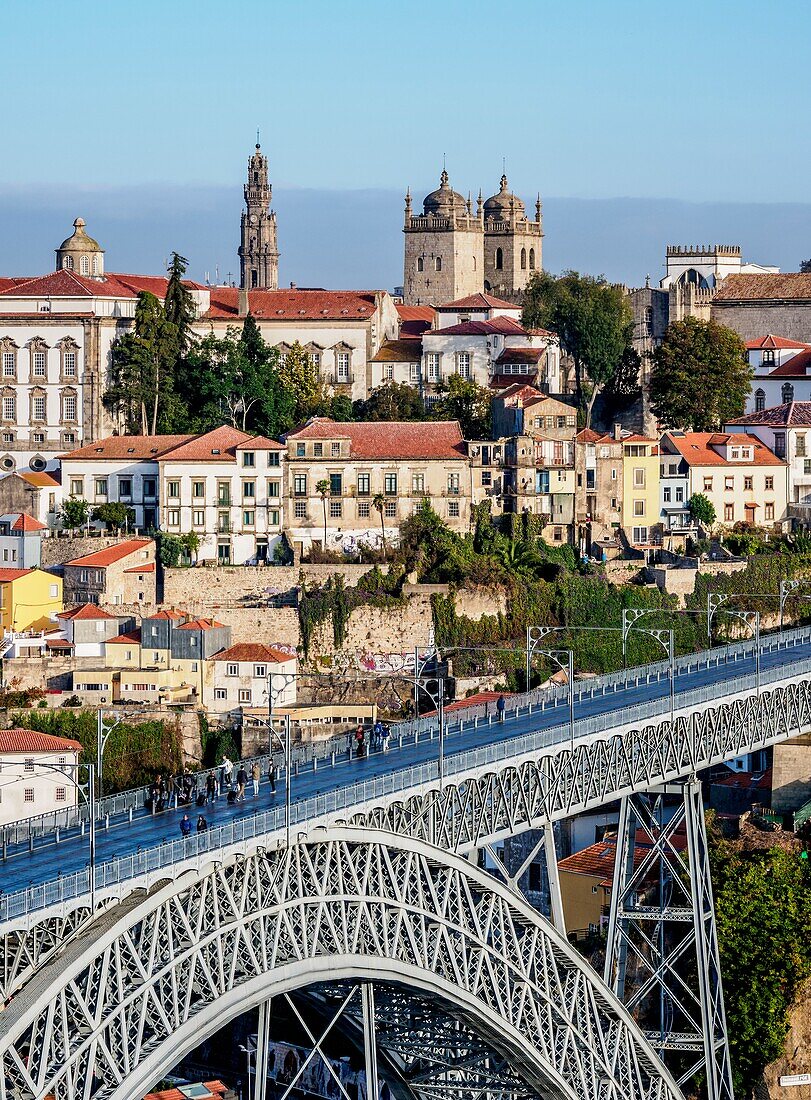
[65,538,152,568]
[107,628,142,645]
[396,304,435,323]
[124,562,156,574]
[0,277,32,292]
[0,568,33,582]
[713,767,771,790]
[143,1081,230,1100]
[436,293,519,311]
[177,617,226,631]
[665,432,784,467]
[558,835,686,880]
[286,418,467,460]
[576,428,603,443]
[11,513,47,532]
[0,728,82,753]
[494,347,544,365]
[0,270,205,301]
[157,425,255,462]
[714,273,811,301]
[371,339,422,363]
[432,317,528,337]
[211,642,293,663]
[493,383,544,402]
[745,334,811,350]
[235,435,285,451]
[490,374,538,389]
[729,402,811,427]
[21,471,61,487]
[57,603,118,621]
[61,435,195,460]
[767,349,811,377]
[204,287,381,320]
[422,690,515,717]
[145,608,188,622]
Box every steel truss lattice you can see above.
[0,829,682,1100]
[604,780,733,1100]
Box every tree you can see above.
[800,259,811,274]
[493,539,544,579]
[430,375,492,438]
[91,502,134,532]
[105,291,179,434]
[328,394,354,422]
[353,382,425,422]
[650,316,751,431]
[316,478,330,551]
[276,342,327,425]
[60,496,89,531]
[522,271,635,426]
[162,252,196,356]
[688,492,716,527]
[372,494,387,559]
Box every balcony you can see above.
[328,373,355,386]
[217,520,232,534]
[216,495,231,508]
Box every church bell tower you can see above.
[238,142,279,290]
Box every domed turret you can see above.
[483,175,526,220]
[55,218,105,277]
[422,169,467,216]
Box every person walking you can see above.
[235,764,247,802]
[373,720,384,751]
[251,761,261,798]
[268,759,277,794]
[381,723,390,753]
[206,770,217,804]
[196,815,208,833]
[221,755,234,793]
[355,725,365,757]
[179,813,192,838]
[497,694,506,722]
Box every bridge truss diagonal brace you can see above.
[604,778,734,1100]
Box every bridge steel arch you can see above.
[0,829,683,1100]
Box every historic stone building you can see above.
[238,142,279,291]
[403,169,543,306]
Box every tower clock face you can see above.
[250,215,258,226]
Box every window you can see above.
[253,664,267,679]
[310,351,321,371]
[744,476,753,491]
[167,509,180,526]
[63,350,77,377]
[336,352,350,382]
[633,468,645,488]
[243,480,255,499]
[481,471,492,487]
[2,352,15,377]
[24,757,35,773]
[243,510,255,526]
[193,509,205,526]
[242,451,255,468]
[417,257,424,272]
[191,480,204,499]
[62,393,77,421]
[384,500,396,518]
[663,487,671,502]
[774,433,786,458]
[2,395,15,422]
[797,434,807,458]
[611,467,617,480]
[632,527,648,544]
[144,478,156,498]
[294,500,307,519]
[226,663,239,676]
[49,583,58,598]
[495,247,503,270]
[357,473,370,496]
[269,509,280,525]
[296,442,305,457]
[24,788,34,803]
[80,255,90,276]
[118,477,132,498]
[722,503,733,522]
[457,352,471,379]
[167,480,180,499]
[447,473,460,495]
[427,354,441,382]
[384,473,397,495]
[268,480,280,497]
[32,350,46,377]
[331,441,341,458]
[313,443,323,457]
[633,500,645,517]
[412,473,425,493]
[95,477,108,497]
[435,256,442,272]
[410,363,420,382]
[675,487,684,502]
[765,502,775,520]
[724,476,734,491]
[268,451,280,467]
[520,247,527,270]
[529,248,535,270]
[329,473,342,495]
[358,500,371,518]
[703,477,713,491]
[55,787,67,802]
[214,688,227,701]
[238,688,252,703]
[385,364,394,380]
[448,500,460,517]
[32,395,46,421]
[329,500,342,518]
[782,383,795,404]
[293,474,307,496]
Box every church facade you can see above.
[403,170,543,306]
[238,143,279,291]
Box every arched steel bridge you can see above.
[3,629,811,1100]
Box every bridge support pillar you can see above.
[604,778,733,1100]
[253,997,271,1100]
[362,983,379,1100]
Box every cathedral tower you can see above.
[483,175,543,299]
[402,169,483,306]
[238,142,279,290]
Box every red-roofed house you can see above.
[208,642,296,714]
[0,728,82,826]
[63,538,155,606]
[284,417,469,552]
[743,334,811,413]
[0,512,48,568]
[57,603,135,657]
[660,431,788,530]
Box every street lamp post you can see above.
[38,760,95,908]
[780,579,801,632]
[622,610,676,722]
[706,594,761,694]
[267,672,296,847]
[96,709,124,807]
[525,629,575,749]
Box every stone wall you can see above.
[712,300,811,345]
[771,732,811,814]
[162,564,372,609]
[4,654,103,693]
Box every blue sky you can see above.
[2,0,810,286]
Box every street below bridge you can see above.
[1,632,807,901]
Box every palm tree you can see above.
[494,539,543,579]
[316,479,330,554]
[372,494,387,560]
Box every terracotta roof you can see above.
[107,628,142,645]
[123,562,156,574]
[210,642,293,663]
[65,538,152,568]
[432,317,528,337]
[0,568,32,582]
[157,425,255,462]
[0,277,32,292]
[745,334,811,350]
[61,435,195,461]
[494,347,544,365]
[235,435,285,451]
[526,327,558,339]
[436,293,519,311]
[45,638,74,650]
[421,690,515,717]
[286,418,467,460]
[20,471,60,487]
[177,617,225,631]
[0,728,82,754]
[145,608,188,622]
[728,401,811,427]
[713,767,771,790]
[396,304,435,322]
[493,382,543,402]
[490,374,538,389]
[665,432,784,467]
[558,836,686,880]
[143,1081,230,1100]
[11,513,47,532]
[767,350,811,377]
[714,273,811,301]
[57,603,118,621]
[204,287,381,320]
[371,339,422,363]
[576,428,602,443]
[0,270,204,301]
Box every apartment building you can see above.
[0,567,62,631]
[574,429,624,554]
[283,418,470,554]
[207,642,297,715]
[502,434,576,544]
[725,403,811,516]
[62,539,155,606]
[620,435,660,547]
[660,430,788,529]
[0,729,81,826]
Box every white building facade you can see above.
[0,729,81,826]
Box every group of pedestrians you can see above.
[349,720,391,757]
[178,753,279,839]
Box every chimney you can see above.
[238,288,249,317]
[613,422,622,441]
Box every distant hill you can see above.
[1,184,809,292]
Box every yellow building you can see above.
[621,435,660,547]
[0,567,62,632]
